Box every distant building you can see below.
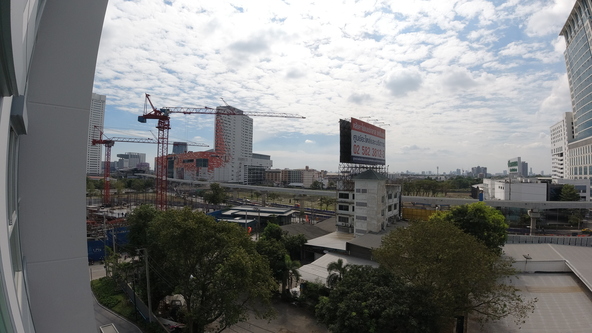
[508,157,528,178]
[480,178,547,201]
[471,165,487,178]
[477,178,590,202]
[336,170,401,235]
[86,93,106,175]
[172,142,188,154]
[550,112,573,179]
[117,152,146,169]
[169,107,272,184]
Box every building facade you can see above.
[86,93,106,175]
[336,170,401,236]
[169,107,273,184]
[558,1,592,180]
[551,113,574,179]
[116,152,146,170]
[0,0,107,331]
[508,157,528,178]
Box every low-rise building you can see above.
[336,170,401,236]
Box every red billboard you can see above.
[340,118,386,165]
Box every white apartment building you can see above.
[86,93,106,175]
[336,170,401,235]
[117,152,146,169]
[1,0,107,331]
[212,106,273,183]
[550,113,574,179]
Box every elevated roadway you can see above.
[139,175,592,210]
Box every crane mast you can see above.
[92,125,207,207]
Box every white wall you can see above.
[18,0,108,332]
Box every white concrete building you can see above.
[210,106,273,183]
[336,170,401,236]
[117,151,146,169]
[550,113,574,179]
[481,178,548,201]
[86,93,105,175]
[0,0,107,331]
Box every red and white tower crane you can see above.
[91,126,207,207]
[138,93,305,210]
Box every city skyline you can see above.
[93,0,575,174]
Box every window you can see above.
[338,204,349,211]
[388,205,393,212]
[338,216,349,223]
[356,215,367,221]
[388,193,393,199]
[338,192,350,199]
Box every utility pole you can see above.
[143,248,152,323]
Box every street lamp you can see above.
[253,207,261,240]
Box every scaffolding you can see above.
[337,163,388,191]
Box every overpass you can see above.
[139,174,592,210]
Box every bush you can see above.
[91,277,122,308]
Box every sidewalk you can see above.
[90,264,143,333]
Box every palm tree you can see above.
[281,255,301,294]
[326,259,349,288]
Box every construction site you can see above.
[87,94,307,260]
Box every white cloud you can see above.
[96,0,574,174]
[525,0,573,37]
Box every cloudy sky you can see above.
[93,0,575,174]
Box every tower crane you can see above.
[91,126,208,207]
[138,93,305,210]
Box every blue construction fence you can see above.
[87,226,130,262]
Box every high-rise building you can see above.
[550,113,573,179]
[1,0,107,331]
[560,1,592,180]
[169,106,272,183]
[86,93,106,175]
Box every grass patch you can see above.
[91,277,163,333]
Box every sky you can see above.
[93,0,576,174]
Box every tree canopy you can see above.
[560,184,581,201]
[203,183,227,205]
[128,207,276,333]
[429,202,508,253]
[373,219,535,329]
[256,223,306,294]
[316,265,439,333]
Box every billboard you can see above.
[339,118,386,165]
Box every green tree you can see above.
[373,219,535,329]
[256,238,289,286]
[326,259,349,289]
[319,196,336,210]
[203,183,227,206]
[316,265,439,333]
[283,233,307,260]
[267,192,280,203]
[310,180,324,190]
[126,204,158,250]
[130,207,276,333]
[260,222,284,242]
[281,254,301,295]
[430,202,508,253]
[560,184,581,201]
